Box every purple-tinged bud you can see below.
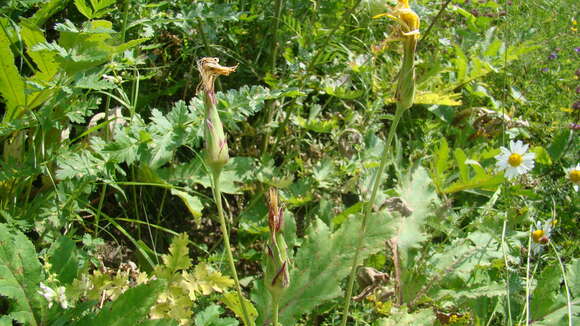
[197,58,238,175]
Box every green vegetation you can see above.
[0,0,578,325]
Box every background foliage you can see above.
[0,0,578,325]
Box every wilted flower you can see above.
[197,57,238,175]
[566,163,580,191]
[495,140,535,179]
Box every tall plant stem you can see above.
[211,171,251,325]
[340,104,406,326]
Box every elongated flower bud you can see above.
[264,188,290,302]
[197,58,238,175]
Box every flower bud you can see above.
[264,188,290,302]
[197,58,238,175]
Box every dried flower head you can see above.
[196,57,238,95]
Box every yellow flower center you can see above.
[532,230,544,244]
[569,169,580,183]
[508,153,523,167]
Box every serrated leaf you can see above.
[20,20,58,81]
[0,223,45,326]
[0,28,26,122]
[74,74,116,90]
[191,262,234,296]
[254,210,393,325]
[74,0,94,19]
[395,167,437,253]
[72,280,165,326]
[161,233,192,273]
[195,304,239,326]
[221,292,258,326]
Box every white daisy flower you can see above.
[495,140,535,179]
[566,163,580,191]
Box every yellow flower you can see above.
[373,0,420,39]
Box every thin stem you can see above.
[549,240,573,326]
[272,298,279,326]
[525,225,532,326]
[271,0,284,72]
[120,0,130,42]
[501,218,513,326]
[211,171,251,325]
[340,104,406,326]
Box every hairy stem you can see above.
[211,171,251,325]
[340,104,406,326]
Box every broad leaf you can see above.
[0,27,26,122]
[0,223,45,326]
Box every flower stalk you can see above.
[197,57,251,325]
[341,1,420,324]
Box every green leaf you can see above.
[0,223,45,326]
[375,308,436,326]
[395,167,437,253]
[72,280,165,326]
[547,129,571,162]
[435,138,449,186]
[48,236,81,284]
[74,0,94,19]
[28,0,69,26]
[454,148,469,182]
[195,304,239,326]
[443,174,504,194]
[20,20,58,80]
[531,146,552,165]
[254,210,393,325]
[221,292,258,326]
[0,27,26,122]
[170,189,203,224]
[568,258,580,297]
[161,233,192,273]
